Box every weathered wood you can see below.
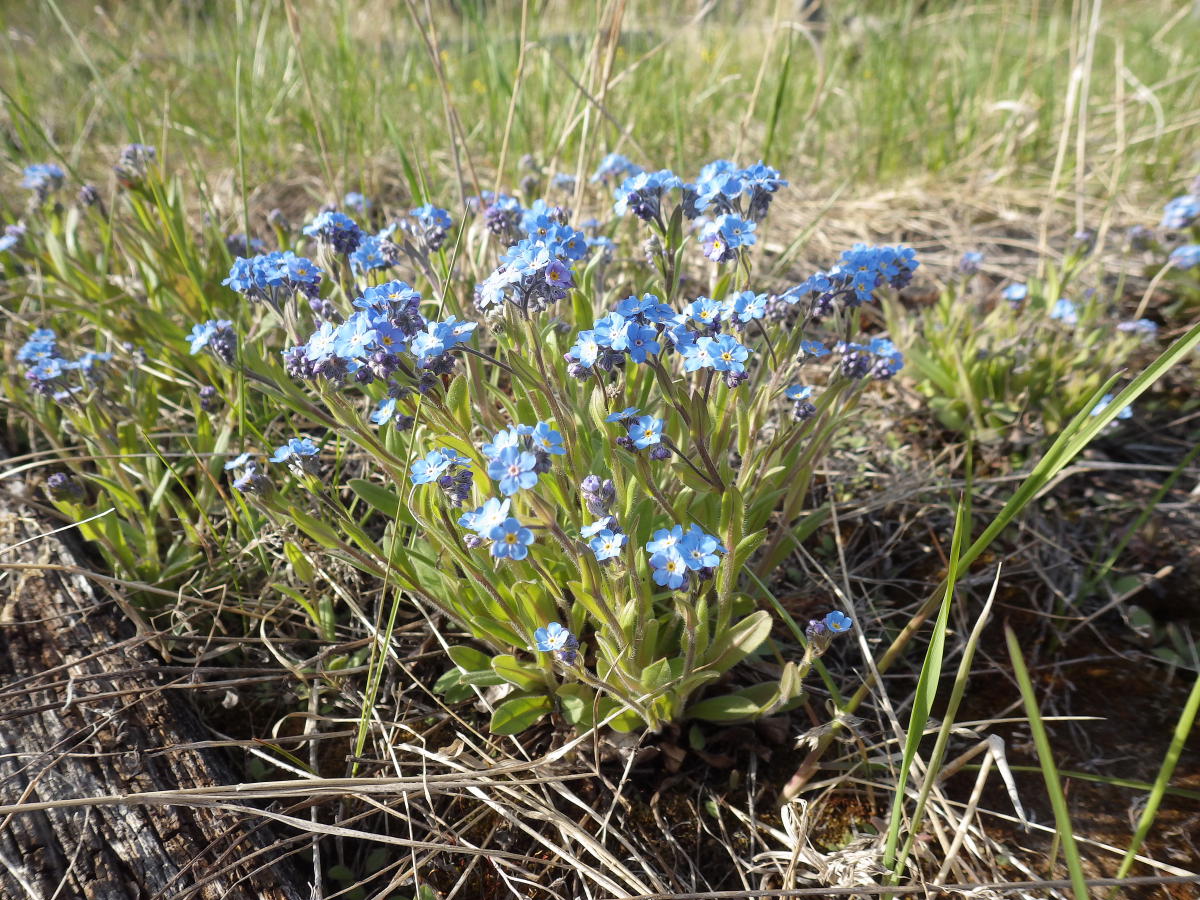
[0,464,311,900]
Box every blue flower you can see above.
[709,334,750,373]
[411,203,452,231]
[588,529,626,561]
[1117,318,1158,336]
[21,163,65,194]
[687,298,724,328]
[459,497,510,535]
[334,311,379,359]
[303,210,364,254]
[411,448,469,485]
[581,518,614,539]
[785,385,813,401]
[958,251,984,274]
[1161,194,1199,230]
[1169,244,1200,270]
[1090,393,1132,420]
[370,397,398,426]
[343,191,371,212]
[488,446,540,495]
[800,340,830,358]
[605,407,640,423]
[681,336,716,372]
[188,319,234,356]
[490,517,534,560]
[823,610,853,633]
[224,452,255,471]
[531,422,565,455]
[1049,298,1078,325]
[270,437,320,464]
[612,169,681,220]
[646,525,684,554]
[592,153,642,184]
[350,234,390,272]
[533,621,578,665]
[1002,283,1028,304]
[724,291,767,326]
[627,415,664,450]
[650,548,689,589]
[624,323,661,363]
[700,214,756,263]
[678,525,724,570]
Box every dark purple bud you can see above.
[199,385,219,412]
[45,472,84,501]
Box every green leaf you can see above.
[447,645,492,672]
[639,657,674,692]
[283,541,314,583]
[556,683,594,728]
[702,609,773,673]
[492,654,544,691]
[687,682,782,722]
[348,478,416,525]
[490,694,552,735]
[288,505,342,550]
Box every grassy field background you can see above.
[2,1,1200,898]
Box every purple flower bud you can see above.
[45,472,84,501]
[199,385,219,412]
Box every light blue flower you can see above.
[269,437,320,464]
[490,517,534,560]
[1090,393,1132,420]
[488,446,540,495]
[531,422,565,455]
[650,548,688,589]
[823,610,853,633]
[534,621,574,653]
[588,529,626,561]
[1049,298,1078,325]
[628,415,663,450]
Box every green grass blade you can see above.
[1115,670,1200,881]
[1006,624,1090,900]
[882,494,967,873]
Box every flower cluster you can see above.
[583,517,627,562]
[482,422,564,495]
[114,144,156,187]
[22,163,65,199]
[410,447,474,505]
[565,292,757,388]
[805,610,854,655]
[303,210,365,254]
[223,251,323,306]
[188,319,237,364]
[349,228,399,273]
[458,498,535,560]
[612,169,683,223]
[781,243,919,317]
[410,204,452,252]
[1169,244,1200,270]
[269,437,322,476]
[19,328,113,400]
[686,159,789,222]
[646,524,725,590]
[533,621,579,665]
[476,238,576,312]
[836,337,904,380]
[284,280,475,385]
[1160,193,1199,230]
